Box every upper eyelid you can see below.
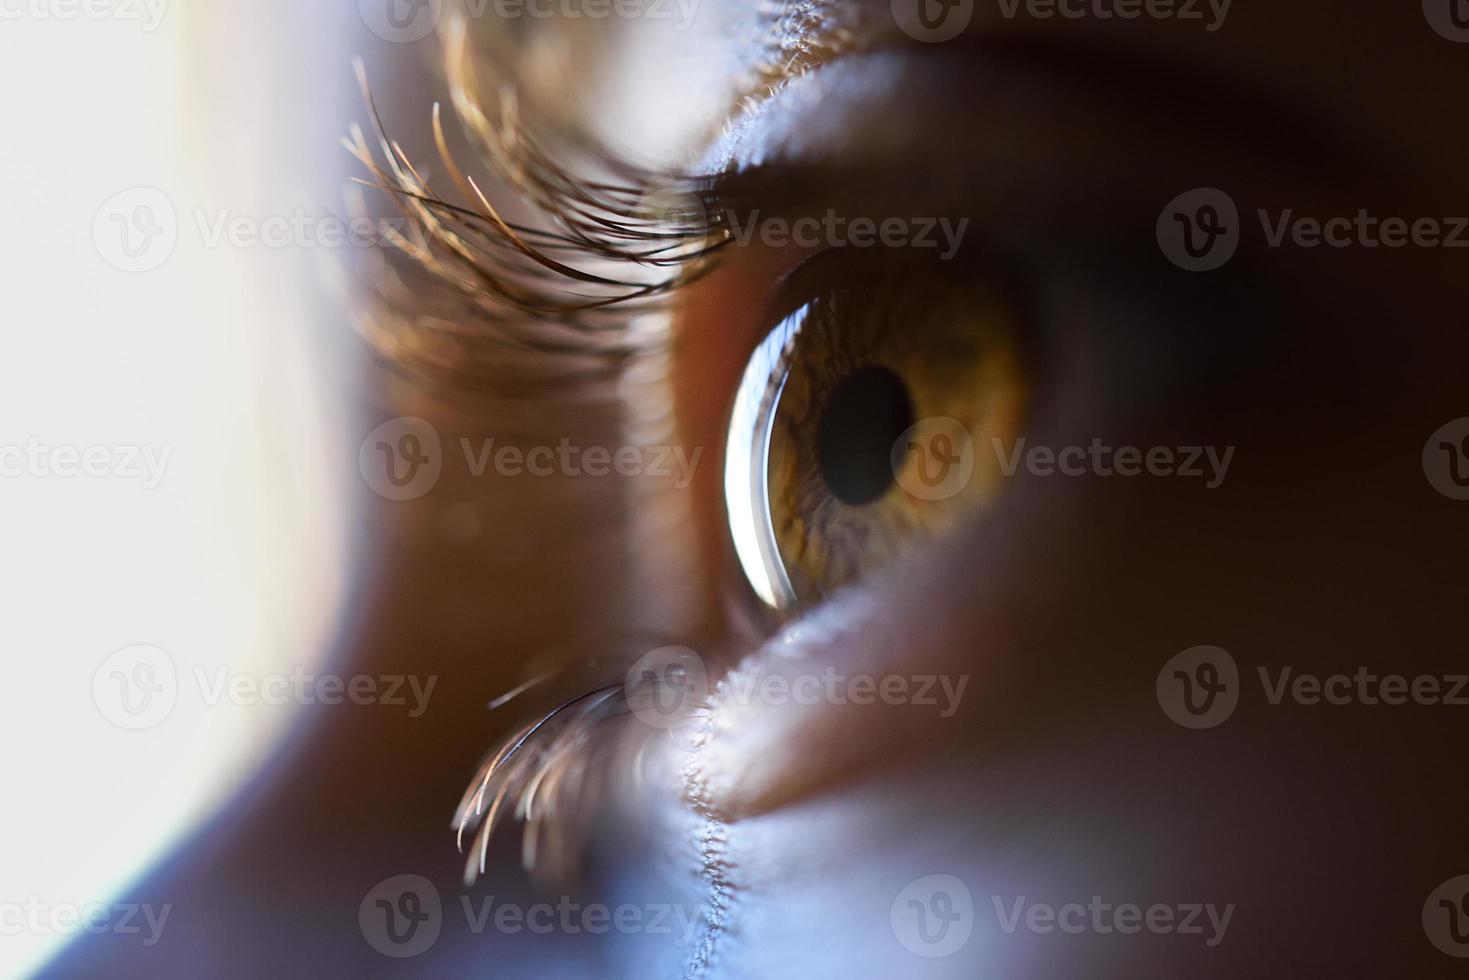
[709,36,1374,194]
[977,35,1373,179]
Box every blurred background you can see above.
[0,3,729,976]
[0,5,365,975]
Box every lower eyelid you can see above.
[689,524,1012,823]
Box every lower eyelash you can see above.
[454,679,628,888]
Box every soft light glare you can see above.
[723,310,803,610]
[0,8,349,977]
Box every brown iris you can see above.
[760,264,1029,604]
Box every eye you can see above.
[723,253,1030,609]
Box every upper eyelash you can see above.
[345,17,736,395]
[342,0,894,398]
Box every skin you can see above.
[665,7,1469,977]
[43,1,1469,977]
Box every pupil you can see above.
[817,365,914,506]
